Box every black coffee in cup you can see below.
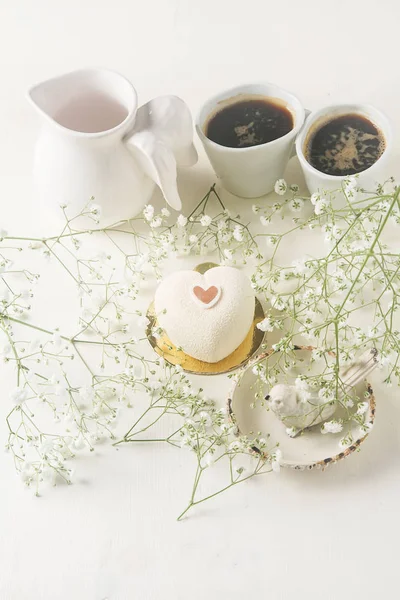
[305,113,385,176]
[205,96,294,148]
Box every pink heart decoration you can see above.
[193,285,219,305]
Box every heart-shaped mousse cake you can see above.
[154,266,255,363]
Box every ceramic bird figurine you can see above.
[265,349,378,435]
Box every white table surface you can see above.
[1,1,400,599]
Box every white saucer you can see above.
[227,348,376,470]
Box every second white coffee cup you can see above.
[196,83,305,198]
[296,103,393,196]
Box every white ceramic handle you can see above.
[125,95,198,211]
[290,108,311,159]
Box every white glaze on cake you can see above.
[154,266,255,363]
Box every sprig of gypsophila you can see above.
[115,360,280,520]
[251,176,399,443]
[0,189,267,504]
[1,178,399,515]
[0,200,173,491]
[142,184,262,266]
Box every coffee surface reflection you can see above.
[206,96,294,149]
[305,113,385,176]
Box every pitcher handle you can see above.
[125,96,198,211]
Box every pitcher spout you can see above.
[28,68,137,136]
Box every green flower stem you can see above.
[187,185,215,220]
[177,458,269,521]
[5,316,70,341]
[335,187,399,318]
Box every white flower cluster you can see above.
[321,420,343,434]
[0,177,398,516]
[140,187,260,266]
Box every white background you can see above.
[1,1,400,599]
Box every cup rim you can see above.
[196,82,305,153]
[295,103,393,181]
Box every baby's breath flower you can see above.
[219,423,231,434]
[343,176,358,196]
[203,451,215,467]
[331,225,342,240]
[295,377,309,392]
[356,401,369,415]
[342,396,354,408]
[367,325,383,338]
[72,435,86,451]
[9,387,29,405]
[200,215,212,227]
[252,363,262,375]
[270,296,286,311]
[223,249,233,261]
[233,225,244,242]
[289,197,304,212]
[311,347,325,362]
[379,353,394,368]
[271,448,282,472]
[266,235,279,247]
[229,440,242,451]
[321,420,343,434]
[358,422,374,436]
[199,411,212,427]
[143,204,155,221]
[339,433,353,449]
[314,198,329,215]
[150,217,162,228]
[318,387,335,403]
[217,219,228,231]
[292,258,308,275]
[286,427,298,438]
[177,214,187,227]
[88,202,102,217]
[79,386,95,403]
[256,317,274,332]
[161,208,170,217]
[378,201,390,212]
[274,179,287,195]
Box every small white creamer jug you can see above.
[28,68,197,225]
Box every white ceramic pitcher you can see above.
[28,69,197,225]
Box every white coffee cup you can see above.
[296,103,393,196]
[196,83,305,198]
